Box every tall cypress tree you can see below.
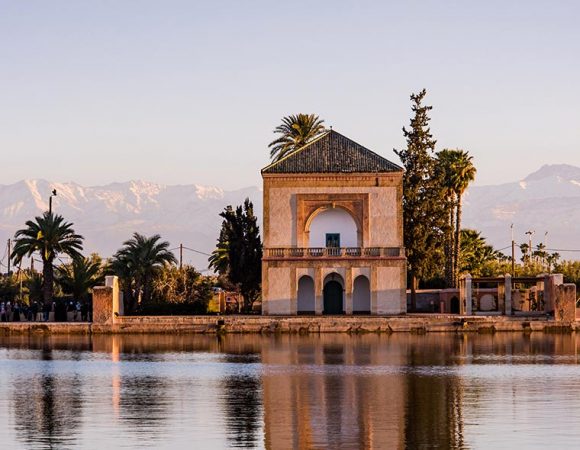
[394,89,447,310]
[209,198,263,312]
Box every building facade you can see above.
[261,130,406,315]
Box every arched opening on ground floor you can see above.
[297,275,315,314]
[353,275,371,314]
[323,273,344,315]
[450,296,460,314]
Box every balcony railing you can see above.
[265,247,404,258]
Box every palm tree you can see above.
[11,212,84,305]
[56,257,105,302]
[451,152,476,285]
[436,150,459,287]
[268,114,326,162]
[438,150,476,286]
[111,233,176,313]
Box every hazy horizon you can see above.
[1,1,579,190]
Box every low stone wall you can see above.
[0,314,578,335]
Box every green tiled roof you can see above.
[261,130,403,174]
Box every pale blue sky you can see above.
[1,0,578,189]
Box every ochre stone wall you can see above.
[554,284,577,322]
[93,286,113,324]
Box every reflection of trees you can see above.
[12,348,84,448]
[404,338,465,449]
[120,375,169,436]
[222,355,262,448]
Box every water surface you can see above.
[1,333,580,449]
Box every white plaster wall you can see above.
[266,267,293,315]
[266,186,400,247]
[376,267,406,314]
[309,208,358,247]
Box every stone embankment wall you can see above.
[0,315,579,335]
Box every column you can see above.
[345,268,353,315]
[314,267,323,315]
[504,274,512,316]
[463,274,472,315]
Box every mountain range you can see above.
[0,164,579,270]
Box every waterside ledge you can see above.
[0,315,578,335]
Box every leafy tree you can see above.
[56,256,104,302]
[151,264,213,312]
[268,113,326,162]
[26,271,44,304]
[209,198,262,312]
[111,233,177,313]
[11,212,84,305]
[394,89,447,308]
[0,273,19,303]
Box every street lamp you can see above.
[49,189,57,214]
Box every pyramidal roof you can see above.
[261,130,403,174]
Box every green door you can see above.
[323,281,344,315]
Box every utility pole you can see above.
[510,224,515,277]
[179,244,183,270]
[7,239,11,274]
[525,230,534,262]
[49,189,57,214]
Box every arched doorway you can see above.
[297,276,315,314]
[450,296,460,314]
[353,275,370,314]
[323,274,344,315]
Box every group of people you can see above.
[0,300,91,322]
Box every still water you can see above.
[1,333,580,449]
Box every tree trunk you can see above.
[42,258,54,306]
[445,200,455,288]
[454,196,462,287]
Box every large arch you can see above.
[297,275,315,314]
[323,273,344,315]
[307,207,359,248]
[353,275,371,314]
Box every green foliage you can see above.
[56,256,105,302]
[458,229,498,277]
[25,272,44,304]
[554,261,580,289]
[394,89,448,299]
[0,274,20,303]
[268,113,326,162]
[111,233,177,313]
[148,264,214,314]
[209,198,262,312]
[11,212,84,304]
[435,149,476,287]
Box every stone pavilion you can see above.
[261,130,407,315]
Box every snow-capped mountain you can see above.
[462,164,580,259]
[0,180,262,270]
[1,164,579,271]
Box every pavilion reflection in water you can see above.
[5,333,580,449]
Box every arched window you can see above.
[308,208,358,248]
